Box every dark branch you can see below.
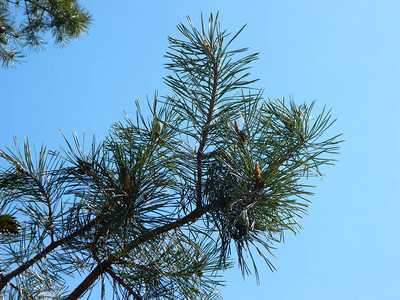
[66,203,214,298]
[196,46,219,208]
[0,218,97,291]
[64,263,108,300]
[105,267,143,300]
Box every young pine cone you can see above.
[253,162,265,190]
[234,120,248,143]
[154,121,162,138]
[253,162,261,181]
[123,174,133,196]
[234,120,240,134]
[203,38,211,53]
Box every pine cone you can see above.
[157,121,162,135]
[234,120,248,142]
[234,120,240,134]
[253,162,261,181]
[123,174,133,196]
[253,162,265,190]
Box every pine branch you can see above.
[64,263,106,300]
[0,12,342,297]
[1,0,92,67]
[196,42,219,209]
[104,267,143,300]
[66,203,214,299]
[0,218,97,291]
[16,161,57,242]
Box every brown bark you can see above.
[64,263,108,300]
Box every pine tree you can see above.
[0,13,342,299]
[0,0,91,68]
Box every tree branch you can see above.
[66,203,214,299]
[104,267,143,300]
[64,263,108,300]
[18,164,56,242]
[0,218,97,291]
[196,47,219,208]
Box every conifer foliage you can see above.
[0,13,342,299]
[0,0,91,67]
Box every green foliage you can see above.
[0,13,342,299]
[0,0,91,68]
[0,214,20,234]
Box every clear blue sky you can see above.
[1,1,400,299]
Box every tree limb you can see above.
[104,267,143,300]
[66,203,214,299]
[196,47,219,209]
[0,218,97,291]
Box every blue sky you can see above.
[1,0,400,299]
